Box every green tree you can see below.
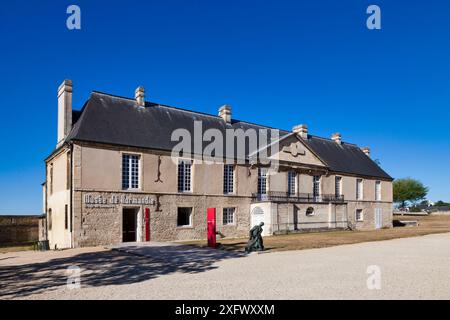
[393,178,428,208]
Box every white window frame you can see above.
[356,209,364,222]
[223,207,235,225]
[178,160,192,193]
[375,181,381,201]
[288,171,297,196]
[335,176,342,197]
[122,154,141,190]
[356,179,363,200]
[258,168,268,195]
[223,165,234,194]
[313,176,321,201]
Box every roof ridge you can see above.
[309,134,358,147]
[89,91,354,146]
[92,91,135,101]
[91,91,291,133]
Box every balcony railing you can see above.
[251,191,345,203]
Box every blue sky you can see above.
[0,0,449,214]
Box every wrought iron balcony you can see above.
[251,191,345,203]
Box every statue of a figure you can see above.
[245,222,265,252]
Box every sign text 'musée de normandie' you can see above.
[84,194,154,207]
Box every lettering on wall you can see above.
[84,194,155,208]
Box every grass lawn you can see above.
[184,214,450,252]
[0,244,35,254]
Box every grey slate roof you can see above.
[302,136,392,180]
[66,92,393,180]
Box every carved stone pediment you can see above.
[282,142,306,157]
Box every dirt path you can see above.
[1,232,450,300]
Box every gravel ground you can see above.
[1,233,450,300]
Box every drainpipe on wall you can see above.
[345,204,350,230]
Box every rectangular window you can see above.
[313,176,321,200]
[258,168,268,195]
[49,163,53,195]
[66,152,71,190]
[223,165,234,194]
[375,181,381,201]
[223,208,235,225]
[356,179,363,200]
[335,176,342,197]
[288,171,296,196]
[64,204,68,230]
[178,160,192,192]
[177,207,192,227]
[48,209,52,230]
[122,154,140,190]
[356,209,363,222]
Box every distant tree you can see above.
[434,200,450,207]
[393,178,428,208]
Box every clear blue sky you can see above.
[0,0,449,214]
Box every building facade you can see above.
[44,80,393,249]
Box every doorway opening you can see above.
[293,206,299,231]
[122,208,138,242]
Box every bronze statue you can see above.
[245,222,265,252]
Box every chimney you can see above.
[331,133,342,145]
[362,147,371,157]
[135,86,145,107]
[293,124,308,139]
[218,105,232,124]
[57,79,73,147]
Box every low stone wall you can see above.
[430,211,450,215]
[0,215,40,246]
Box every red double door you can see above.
[207,208,216,248]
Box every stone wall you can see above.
[72,190,252,247]
[346,201,393,230]
[0,215,40,246]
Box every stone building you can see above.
[44,80,393,249]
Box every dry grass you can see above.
[184,215,450,252]
[0,244,34,254]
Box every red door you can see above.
[145,208,150,242]
[207,208,216,248]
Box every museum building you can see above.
[43,80,393,249]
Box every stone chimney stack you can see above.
[57,79,73,147]
[331,133,342,145]
[362,147,371,157]
[218,105,232,124]
[293,124,308,139]
[135,86,145,107]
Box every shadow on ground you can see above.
[215,241,278,252]
[0,245,246,299]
